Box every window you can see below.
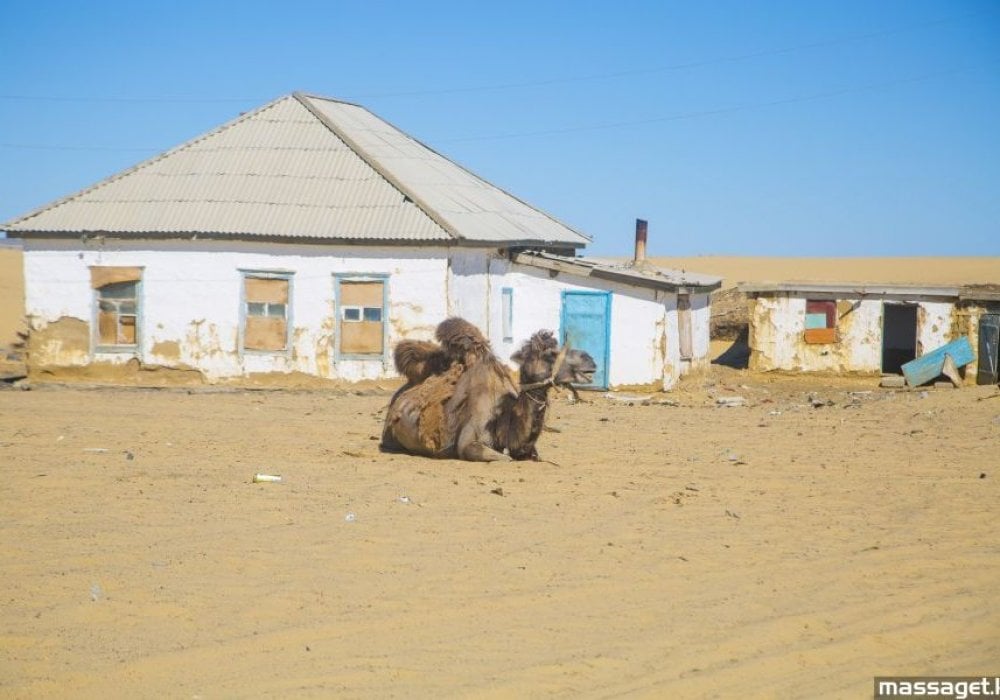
[243,274,290,352]
[501,287,513,342]
[338,278,386,356]
[804,299,837,344]
[91,266,142,350]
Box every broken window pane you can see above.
[95,279,139,348]
[100,281,137,299]
[119,316,137,344]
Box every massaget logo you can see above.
[875,676,1000,699]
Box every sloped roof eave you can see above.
[512,251,722,293]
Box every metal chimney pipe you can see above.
[634,218,648,264]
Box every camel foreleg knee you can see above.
[456,424,510,462]
[460,442,512,462]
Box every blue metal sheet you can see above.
[560,291,611,389]
[901,336,975,387]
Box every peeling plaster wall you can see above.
[22,238,716,387]
[22,239,450,381]
[960,301,1000,385]
[915,302,952,357]
[749,293,963,373]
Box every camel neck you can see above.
[522,385,549,406]
[503,385,550,461]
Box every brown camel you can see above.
[381,317,596,462]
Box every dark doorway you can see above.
[978,314,1000,385]
[882,304,918,374]
[712,326,751,369]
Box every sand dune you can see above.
[649,256,1000,289]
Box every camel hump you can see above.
[393,340,450,384]
[436,317,492,363]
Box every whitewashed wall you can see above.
[749,294,956,373]
[485,259,700,389]
[23,239,714,389]
[22,239,451,381]
[447,249,492,330]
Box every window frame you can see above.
[239,269,293,356]
[333,273,389,363]
[803,298,838,344]
[92,278,142,354]
[501,287,514,342]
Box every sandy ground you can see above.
[2,366,998,698]
[0,243,25,352]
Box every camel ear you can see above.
[510,349,524,365]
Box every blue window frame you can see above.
[502,287,513,342]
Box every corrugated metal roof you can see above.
[513,251,722,292]
[296,95,590,246]
[3,93,591,247]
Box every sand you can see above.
[2,370,998,698]
[649,256,1000,289]
[0,243,25,351]
[2,252,998,696]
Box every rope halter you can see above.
[518,343,570,393]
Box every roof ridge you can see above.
[296,92,591,245]
[2,95,295,230]
[292,92,457,241]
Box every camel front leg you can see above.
[455,422,511,462]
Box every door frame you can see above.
[978,313,1000,385]
[881,302,918,375]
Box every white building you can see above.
[740,282,1000,385]
[3,92,720,390]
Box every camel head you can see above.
[511,330,597,388]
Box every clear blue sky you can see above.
[2,0,998,256]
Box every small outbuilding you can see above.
[740,281,1000,385]
[3,92,720,389]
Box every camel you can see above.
[381,317,596,462]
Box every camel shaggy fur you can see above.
[381,317,596,462]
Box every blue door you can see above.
[561,291,611,389]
